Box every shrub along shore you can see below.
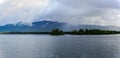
[0,29,120,35]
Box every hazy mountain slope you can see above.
[0,21,119,32]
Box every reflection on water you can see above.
[0,34,119,58]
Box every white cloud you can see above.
[0,0,120,26]
[0,0,4,4]
[0,0,50,25]
[40,0,120,26]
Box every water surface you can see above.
[0,34,119,58]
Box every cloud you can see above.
[39,0,120,26]
[0,0,120,26]
[0,0,50,25]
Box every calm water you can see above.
[0,34,119,58]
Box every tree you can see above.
[50,29,64,35]
[79,29,85,34]
[70,30,78,34]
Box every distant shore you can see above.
[0,32,50,34]
[0,29,119,35]
[0,29,120,35]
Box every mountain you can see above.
[63,24,120,31]
[0,21,119,32]
[0,21,65,32]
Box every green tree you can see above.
[50,29,64,35]
[71,30,79,34]
[79,29,85,34]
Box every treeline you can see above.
[50,29,65,35]
[50,29,120,35]
[1,32,50,34]
[0,29,119,35]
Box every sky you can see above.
[0,0,120,26]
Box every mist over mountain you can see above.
[0,21,64,32]
[0,21,119,32]
[0,0,120,26]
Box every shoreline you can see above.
[0,32,119,35]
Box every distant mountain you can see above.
[0,21,65,32]
[63,24,120,31]
[0,21,119,32]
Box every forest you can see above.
[50,29,120,35]
[1,29,120,35]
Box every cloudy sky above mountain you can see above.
[0,0,120,26]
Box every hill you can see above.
[0,21,119,32]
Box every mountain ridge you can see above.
[0,21,119,32]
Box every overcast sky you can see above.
[0,0,120,26]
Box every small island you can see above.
[50,29,65,35]
[0,29,120,35]
[50,29,120,35]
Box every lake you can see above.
[0,34,119,58]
